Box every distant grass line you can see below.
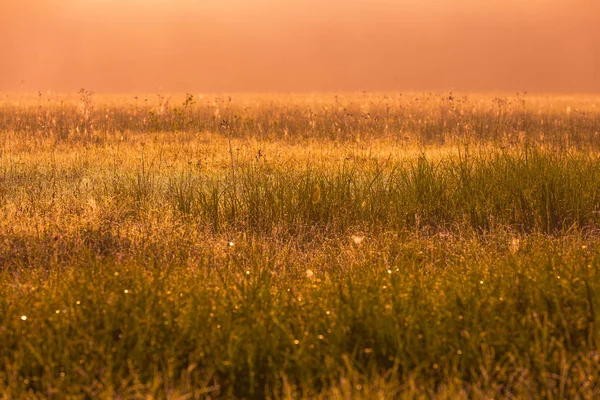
[1,92,600,147]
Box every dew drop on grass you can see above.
[352,235,365,244]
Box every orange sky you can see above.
[1,0,598,93]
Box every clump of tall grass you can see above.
[2,144,600,238]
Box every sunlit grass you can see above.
[1,92,600,398]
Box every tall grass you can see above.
[2,142,600,236]
[1,93,600,398]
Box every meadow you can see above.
[1,91,600,398]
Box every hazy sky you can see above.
[1,0,598,93]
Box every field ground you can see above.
[1,92,600,398]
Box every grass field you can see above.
[1,92,600,398]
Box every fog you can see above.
[1,0,598,93]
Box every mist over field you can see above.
[1,0,599,93]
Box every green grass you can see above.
[1,93,600,398]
